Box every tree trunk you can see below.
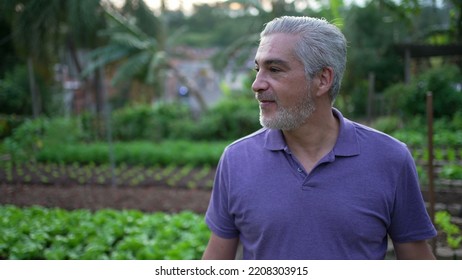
[27,57,41,118]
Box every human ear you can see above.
[315,67,334,97]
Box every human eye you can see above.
[253,65,259,72]
[269,67,281,73]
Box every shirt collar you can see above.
[263,108,360,157]
[332,108,360,157]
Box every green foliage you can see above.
[383,65,462,118]
[392,130,462,151]
[391,130,425,147]
[79,97,260,142]
[435,211,462,254]
[0,65,31,115]
[174,4,264,48]
[389,113,462,149]
[440,165,462,180]
[3,117,85,162]
[36,141,227,167]
[371,116,402,134]
[0,114,24,140]
[193,96,260,141]
[111,103,190,141]
[0,205,209,260]
[342,3,406,116]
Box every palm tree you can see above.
[0,0,107,116]
[84,1,207,111]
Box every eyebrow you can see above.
[255,58,291,69]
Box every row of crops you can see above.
[1,147,461,189]
[1,162,216,189]
[410,147,462,188]
[0,205,209,260]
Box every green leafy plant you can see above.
[435,211,462,259]
[0,205,209,260]
[440,164,462,180]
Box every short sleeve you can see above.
[205,151,240,239]
[388,149,437,243]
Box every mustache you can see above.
[256,92,276,102]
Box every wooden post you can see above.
[426,91,436,256]
[100,66,116,187]
[404,48,411,84]
[367,72,375,123]
[28,57,40,118]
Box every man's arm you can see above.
[202,233,239,260]
[393,240,436,260]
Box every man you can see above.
[202,16,436,260]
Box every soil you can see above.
[0,183,211,214]
[0,164,216,214]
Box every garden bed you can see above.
[0,183,211,214]
[0,163,216,214]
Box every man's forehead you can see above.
[254,34,300,66]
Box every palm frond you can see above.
[166,26,189,48]
[111,52,151,85]
[211,33,259,72]
[111,33,157,50]
[146,51,167,85]
[101,4,148,40]
[82,45,134,78]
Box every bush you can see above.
[111,102,193,141]
[3,117,85,162]
[0,114,25,140]
[383,65,462,119]
[0,65,32,115]
[192,96,260,141]
[57,96,261,143]
[0,64,54,117]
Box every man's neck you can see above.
[282,108,339,173]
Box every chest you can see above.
[227,157,395,241]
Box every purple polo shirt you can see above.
[205,109,436,259]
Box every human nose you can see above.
[251,71,269,93]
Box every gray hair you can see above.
[260,16,347,102]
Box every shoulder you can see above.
[353,121,408,151]
[218,127,283,169]
[224,127,269,153]
[346,120,413,167]
[334,108,410,161]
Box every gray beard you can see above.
[260,93,316,130]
